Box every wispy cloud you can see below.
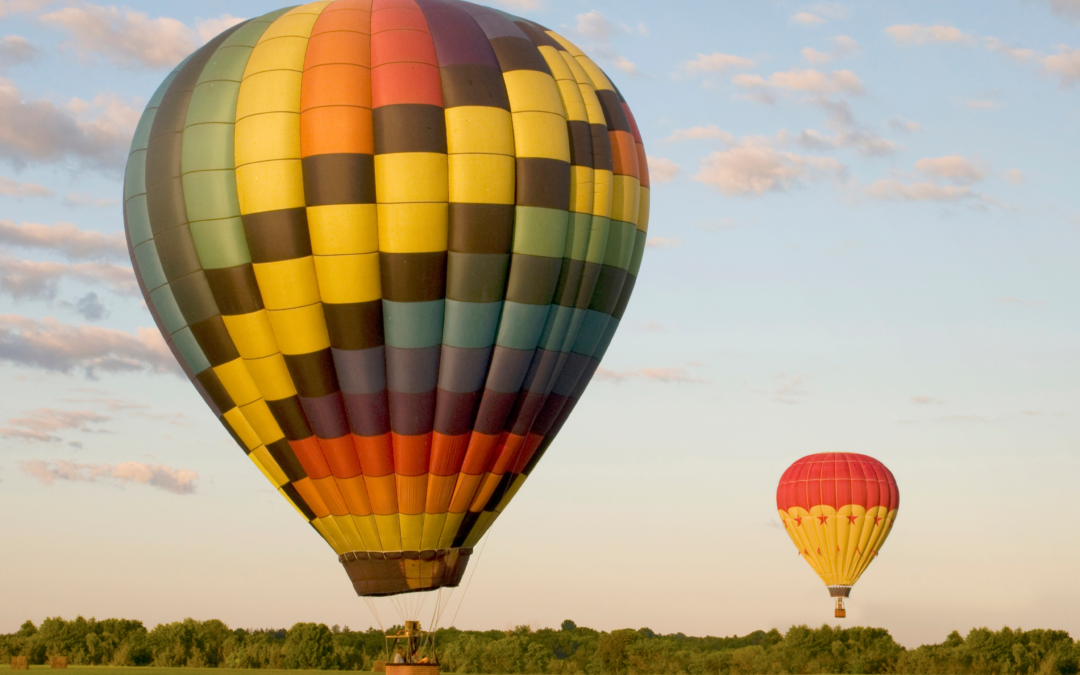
[0,256,137,300]
[886,24,975,46]
[863,179,977,203]
[20,459,199,495]
[646,156,681,183]
[573,10,643,76]
[0,35,37,70]
[0,314,179,378]
[595,366,708,384]
[912,395,946,405]
[802,35,859,65]
[754,373,812,405]
[1042,46,1080,85]
[915,155,988,184]
[646,236,682,249]
[0,175,52,198]
[887,119,922,133]
[0,220,128,261]
[677,52,755,76]
[493,0,542,10]
[664,126,735,144]
[790,3,851,26]
[0,79,139,170]
[734,68,865,101]
[694,142,846,196]
[38,3,242,69]
[0,407,110,442]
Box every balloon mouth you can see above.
[828,585,852,598]
[340,548,473,597]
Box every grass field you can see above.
[0,668,367,674]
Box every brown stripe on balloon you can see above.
[589,265,628,316]
[515,158,571,210]
[283,483,318,521]
[324,301,385,350]
[284,350,341,399]
[242,208,313,263]
[302,154,376,205]
[196,369,235,413]
[379,253,447,303]
[448,204,513,253]
[504,255,562,305]
[204,265,265,316]
[373,104,448,154]
[439,64,510,108]
[267,438,309,482]
[489,37,551,74]
[267,396,316,441]
[189,315,241,367]
[445,254,509,303]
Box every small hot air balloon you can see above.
[776,453,899,618]
[123,0,649,608]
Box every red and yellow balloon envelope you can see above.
[124,0,649,598]
[776,453,899,617]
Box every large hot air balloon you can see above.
[123,0,649,601]
[776,453,899,618]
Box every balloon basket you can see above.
[834,598,846,619]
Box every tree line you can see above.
[2,617,1079,674]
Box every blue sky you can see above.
[1,0,1080,648]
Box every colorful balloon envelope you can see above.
[776,453,899,617]
[123,0,649,596]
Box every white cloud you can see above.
[965,99,998,109]
[40,3,197,68]
[983,37,1034,62]
[733,68,864,97]
[572,10,642,77]
[1043,0,1080,19]
[0,0,56,19]
[1,407,110,442]
[576,9,619,42]
[0,35,37,70]
[0,175,51,197]
[1042,46,1080,85]
[791,128,898,156]
[679,52,755,75]
[20,459,198,495]
[596,366,707,384]
[915,155,987,184]
[791,12,826,26]
[802,35,859,64]
[195,14,244,43]
[0,79,139,170]
[694,144,845,196]
[0,256,137,300]
[664,126,735,144]
[864,179,974,202]
[0,314,179,377]
[612,55,639,76]
[0,220,128,260]
[646,156,681,183]
[886,24,975,45]
[646,236,682,249]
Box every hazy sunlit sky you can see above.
[2,0,1079,649]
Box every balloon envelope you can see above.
[124,0,649,596]
[776,453,899,598]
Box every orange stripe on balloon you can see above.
[289,437,332,479]
[353,433,394,477]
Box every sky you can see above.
[1,0,1079,650]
